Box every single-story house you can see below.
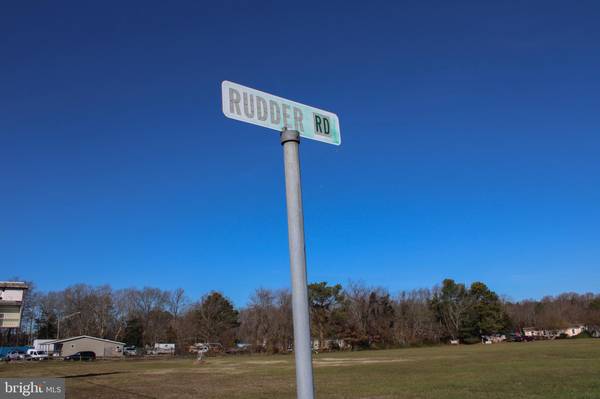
[45,335,124,358]
[522,327,552,338]
[150,343,175,355]
[560,325,586,337]
[523,325,586,339]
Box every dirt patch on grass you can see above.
[143,365,248,376]
[143,369,179,375]
[244,360,288,365]
[314,357,410,367]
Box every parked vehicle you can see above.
[26,349,49,361]
[506,334,524,342]
[123,346,137,356]
[64,351,96,361]
[6,351,26,361]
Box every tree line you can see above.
[3,279,600,351]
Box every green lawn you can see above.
[2,339,600,398]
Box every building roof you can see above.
[45,335,125,345]
[0,281,28,289]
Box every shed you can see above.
[47,335,124,358]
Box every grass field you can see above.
[2,339,600,398]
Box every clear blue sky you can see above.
[1,1,599,306]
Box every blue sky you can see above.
[1,1,599,306]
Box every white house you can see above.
[150,343,175,355]
[523,325,586,339]
[522,327,552,338]
[558,325,586,337]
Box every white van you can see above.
[26,349,49,361]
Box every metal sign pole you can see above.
[280,128,315,399]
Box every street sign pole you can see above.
[280,128,315,399]
[223,81,340,399]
